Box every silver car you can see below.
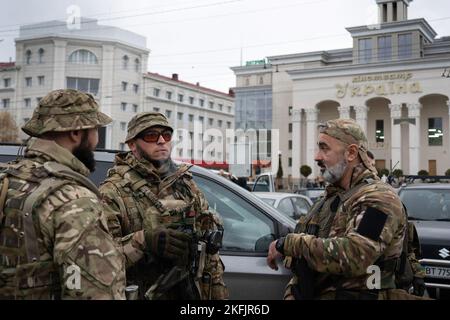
[253,192,313,221]
[0,145,296,300]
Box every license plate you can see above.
[424,266,450,279]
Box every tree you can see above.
[392,169,403,178]
[378,168,389,178]
[276,154,283,190]
[418,170,429,176]
[300,165,312,178]
[446,169,450,176]
[0,111,20,143]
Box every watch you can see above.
[275,237,286,255]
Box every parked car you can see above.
[295,188,326,203]
[0,144,295,300]
[253,192,312,221]
[398,183,450,299]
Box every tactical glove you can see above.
[145,227,191,262]
[412,277,425,296]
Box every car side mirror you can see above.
[255,233,276,252]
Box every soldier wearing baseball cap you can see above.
[0,89,125,300]
[99,112,229,300]
[267,118,416,300]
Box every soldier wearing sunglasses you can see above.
[99,112,228,300]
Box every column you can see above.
[407,103,422,176]
[101,45,114,149]
[355,105,369,134]
[305,107,319,177]
[291,109,302,179]
[389,104,402,170]
[387,2,393,22]
[52,40,67,90]
[338,106,351,119]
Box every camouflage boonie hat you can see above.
[125,112,173,142]
[22,89,112,137]
[318,119,376,173]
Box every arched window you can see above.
[123,55,129,69]
[25,50,32,65]
[38,48,44,63]
[134,58,140,72]
[68,49,98,64]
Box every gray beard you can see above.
[322,158,347,184]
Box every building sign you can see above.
[336,72,422,99]
[246,59,266,66]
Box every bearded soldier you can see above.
[99,112,228,300]
[0,89,125,299]
[267,119,419,300]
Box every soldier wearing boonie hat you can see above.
[125,112,173,143]
[0,89,125,300]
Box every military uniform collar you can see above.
[25,137,91,177]
[348,163,379,189]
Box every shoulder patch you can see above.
[356,206,388,241]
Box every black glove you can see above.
[412,277,425,296]
[145,227,191,262]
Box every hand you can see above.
[412,277,425,296]
[267,240,282,270]
[145,227,191,262]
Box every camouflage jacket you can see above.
[0,138,125,299]
[283,164,408,298]
[99,152,228,300]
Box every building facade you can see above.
[232,0,450,180]
[0,18,234,165]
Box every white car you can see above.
[253,192,313,221]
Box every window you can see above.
[122,81,128,91]
[178,94,184,103]
[189,97,194,105]
[24,98,31,108]
[358,38,373,63]
[153,88,160,97]
[68,49,98,64]
[376,120,384,143]
[208,118,214,126]
[227,121,231,129]
[38,48,44,63]
[218,104,223,111]
[218,120,223,127]
[178,148,183,157]
[177,112,183,120]
[66,77,99,95]
[398,33,412,59]
[259,77,264,85]
[119,143,125,151]
[189,131,193,140]
[428,118,443,146]
[192,175,276,252]
[38,75,45,86]
[135,58,140,72]
[289,123,292,133]
[199,99,205,107]
[25,50,31,64]
[227,106,232,113]
[133,84,139,94]
[188,149,193,158]
[189,114,194,122]
[199,116,204,123]
[378,36,392,61]
[165,110,172,118]
[153,107,160,112]
[288,158,292,167]
[36,97,42,103]
[123,55,129,69]
[291,197,310,217]
[288,106,293,116]
[25,77,32,87]
[2,99,10,108]
[209,101,214,109]
[133,104,138,113]
[4,78,11,88]
[288,140,292,150]
[166,91,172,100]
[121,103,127,112]
[120,122,126,131]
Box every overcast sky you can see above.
[1,0,449,92]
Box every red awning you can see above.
[252,160,271,168]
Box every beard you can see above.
[73,132,96,172]
[319,157,347,184]
[135,143,170,168]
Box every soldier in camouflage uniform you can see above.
[267,119,418,300]
[99,112,228,300]
[0,89,125,299]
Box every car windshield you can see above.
[258,198,276,206]
[400,188,450,221]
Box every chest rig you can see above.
[0,160,100,299]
